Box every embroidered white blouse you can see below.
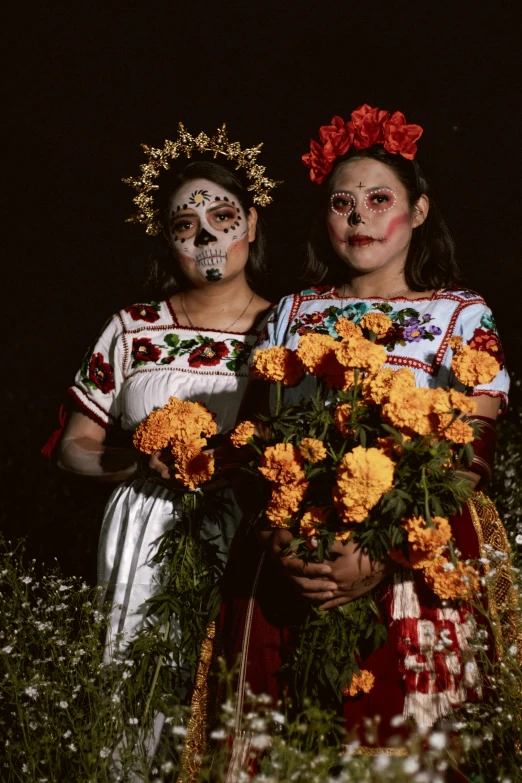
[255,286,509,408]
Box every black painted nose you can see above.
[195,227,217,246]
[349,212,362,225]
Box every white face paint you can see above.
[168,178,249,283]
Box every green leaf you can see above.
[164,333,180,348]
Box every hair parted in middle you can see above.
[144,160,270,299]
[301,145,461,292]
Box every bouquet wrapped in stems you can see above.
[230,314,501,713]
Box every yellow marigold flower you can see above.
[382,386,436,436]
[297,333,338,375]
[133,407,172,454]
[333,446,395,524]
[360,312,393,336]
[430,388,451,415]
[253,346,304,386]
[335,528,352,543]
[299,438,327,463]
[334,318,363,339]
[333,403,353,436]
[437,414,474,444]
[449,389,477,415]
[299,506,330,538]
[342,669,375,698]
[258,443,306,484]
[174,450,215,490]
[230,421,255,448]
[362,367,395,406]
[266,481,309,526]
[451,345,500,387]
[423,558,479,600]
[335,336,387,375]
[448,335,463,351]
[171,437,206,461]
[402,515,452,569]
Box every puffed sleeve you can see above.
[68,313,124,427]
[438,300,509,411]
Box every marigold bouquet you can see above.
[130,396,226,713]
[230,315,500,711]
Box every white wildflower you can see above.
[1,645,13,654]
[429,731,447,750]
[250,733,271,750]
[390,713,405,727]
[128,717,138,725]
[59,701,68,709]
[210,729,227,740]
[373,754,390,771]
[122,671,131,680]
[68,743,77,752]
[100,747,110,758]
[63,730,72,738]
[171,726,187,736]
[111,694,121,703]
[515,534,522,545]
[250,718,267,732]
[59,584,72,591]
[403,756,420,774]
[20,576,32,584]
[24,686,38,700]
[271,710,285,724]
[508,644,518,656]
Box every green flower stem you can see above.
[141,613,171,727]
[421,466,434,527]
[275,381,283,417]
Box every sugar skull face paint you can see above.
[326,158,427,277]
[168,178,251,284]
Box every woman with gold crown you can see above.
[51,124,280,760]
[220,105,518,763]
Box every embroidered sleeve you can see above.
[438,301,509,409]
[68,313,124,427]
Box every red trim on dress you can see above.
[68,387,110,428]
[386,355,434,374]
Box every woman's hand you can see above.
[261,529,339,603]
[317,539,392,611]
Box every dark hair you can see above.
[302,145,461,291]
[143,160,269,298]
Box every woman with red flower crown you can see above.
[49,127,280,718]
[221,105,515,760]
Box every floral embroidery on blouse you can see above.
[129,332,256,371]
[467,312,504,368]
[124,302,161,322]
[80,351,115,394]
[290,301,442,352]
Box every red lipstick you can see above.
[348,234,379,247]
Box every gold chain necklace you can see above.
[179,291,255,360]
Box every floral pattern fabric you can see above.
[256,287,509,408]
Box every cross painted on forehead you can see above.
[356,182,365,189]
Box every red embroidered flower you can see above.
[382,111,424,160]
[188,341,230,368]
[88,353,115,393]
[132,338,161,363]
[125,304,160,323]
[350,104,390,150]
[468,327,505,368]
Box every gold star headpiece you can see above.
[123,122,282,236]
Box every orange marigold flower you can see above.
[299,438,327,463]
[253,346,305,386]
[335,528,352,543]
[334,318,363,339]
[423,557,479,600]
[334,403,353,436]
[448,335,463,351]
[258,443,306,484]
[449,389,477,415]
[174,450,215,489]
[451,345,500,386]
[362,367,396,405]
[335,336,387,374]
[299,506,330,538]
[376,435,409,457]
[297,333,339,375]
[266,481,309,526]
[342,669,375,697]
[360,312,393,336]
[437,414,474,444]
[230,420,256,448]
[324,367,356,392]
[382,385,437,436]
[133,407,173,454]
[430,387,452,415]
[171,437,206,461]
[403,514,452,569]
[333,446,395,523]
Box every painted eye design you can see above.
[364,188,396,212]
[330,192,356,216]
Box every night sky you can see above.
[4,2,521,571]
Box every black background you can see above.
[3,2,521,578]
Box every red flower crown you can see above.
[302,104,423,185]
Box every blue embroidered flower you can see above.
[403,324,427,342]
